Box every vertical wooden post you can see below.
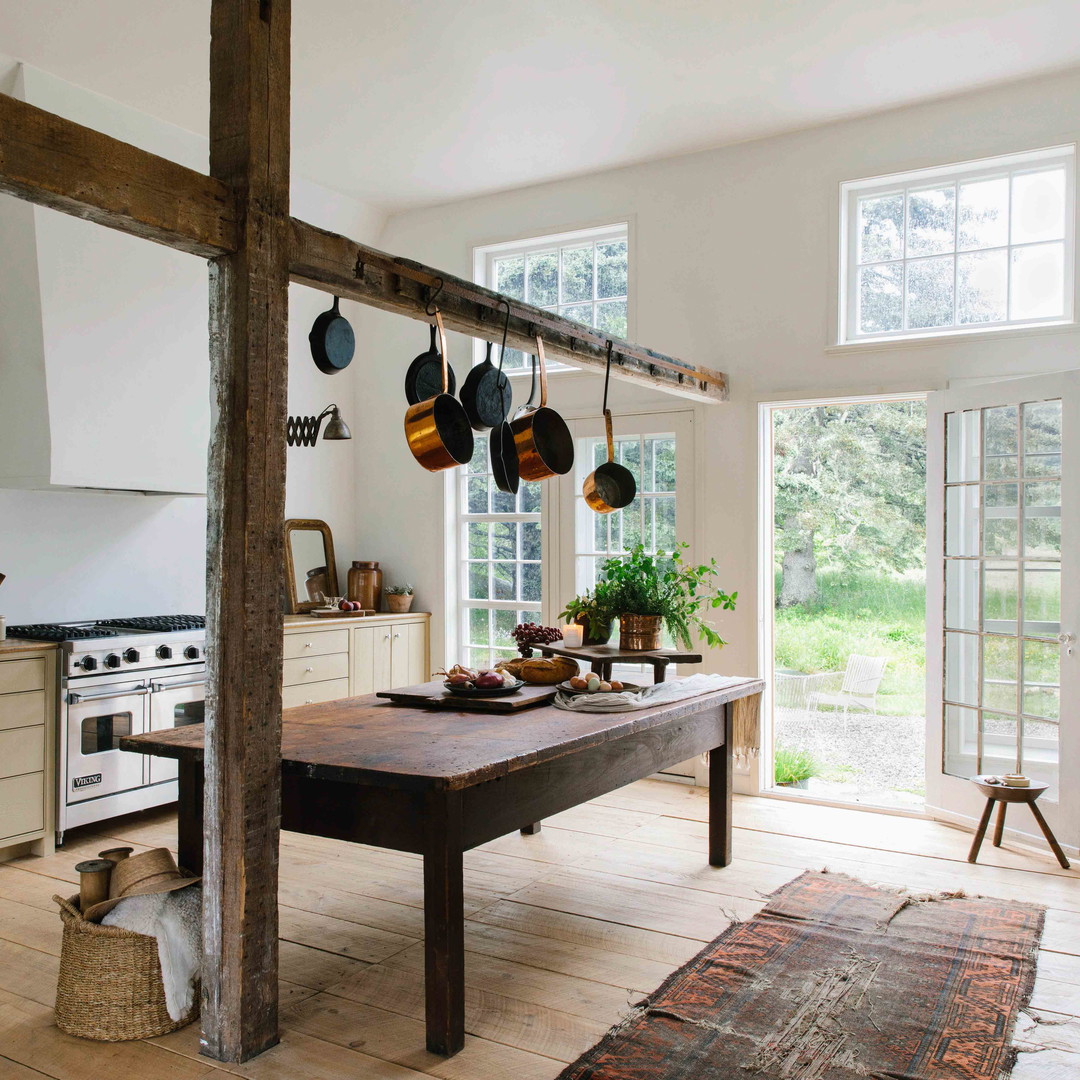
[202,0,291,1063]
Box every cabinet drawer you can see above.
[0,772,44,841]
[282,652,348,687]
[0,658,46,696]
[282,678,350,709]
[283,629,349,660]
[0,726,45,779]
[0,690,47,732]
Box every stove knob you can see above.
[156,645,173,660]
[184,646,200,661]
[80,656,98,672]
[123,648,140,664]
[104,653,122,669]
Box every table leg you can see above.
[1028,800,1072,870]
[178,760,204,875]
[654,662,667,684]
[424,790,465,1055]
[967,799,994,864]
[992,801,1008,847]
[590,660,604,678]
[708,704,733,867]
[520,822,541,835]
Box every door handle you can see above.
[1058,632,1075,656]
[68,686,149,704]
[150,678,206,692]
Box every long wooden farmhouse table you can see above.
[122,677,764,1056]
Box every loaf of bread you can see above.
[496,656,579,685]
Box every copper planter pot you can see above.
[618,613,663,651]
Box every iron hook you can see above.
[424,277,445,317]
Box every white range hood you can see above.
[0,62,210,496]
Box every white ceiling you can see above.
[4,1,1080,213]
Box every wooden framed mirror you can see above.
[284,519,338,613]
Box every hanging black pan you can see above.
[489,301,520,494]
[405,323,458,405]
[461,339,512,431]
[309,296,355,374]
[583,343,637,513]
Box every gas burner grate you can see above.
[97,615,206,632]
[8,624,122,642]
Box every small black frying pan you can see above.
[405,324,458,405]
[460,341,512,431]
[489,302,521,495]
[582,343,636,513]
[309,296,355,374]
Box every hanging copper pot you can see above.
[583,343,637,513]
[404,309,473,471]
[510,336,574,481]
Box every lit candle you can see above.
[563,622,583,648]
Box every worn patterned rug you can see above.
[559,870,1044,1080]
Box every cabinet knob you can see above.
[393,633,401,639]
[304,641,313,649]
[384,634,391,641]
[305,699,313,704]
[304,666,313,673]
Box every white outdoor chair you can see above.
[807,655,888,714]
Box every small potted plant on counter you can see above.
[601,543,736,651]
[557,581,617,646]
[773,745,819,790]
[384,583,414,614]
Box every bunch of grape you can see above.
[511,622,563,657]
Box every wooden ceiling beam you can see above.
[0,93,237,257]
[289,219,728,402]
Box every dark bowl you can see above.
[443,678,524,698]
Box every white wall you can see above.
[0,64,384,624]
[353,66,1080,677]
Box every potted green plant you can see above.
[773,745,818,790]
[385,583,414,614]
[557,581,617,646]
[600,543,736,651]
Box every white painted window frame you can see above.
[839,145,1076,346]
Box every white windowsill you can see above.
[827,320,1077,355]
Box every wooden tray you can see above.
[309,608,376,618]
[377,680,557,713]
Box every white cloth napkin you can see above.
[103,883,202,1021]
[553,673,745,713]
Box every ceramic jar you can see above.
[348,560,383,612]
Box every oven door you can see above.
[147,671,206,784]
[65,680,149,803]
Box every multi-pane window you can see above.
[459,442,543,670]
[841,146,1074,343]
[574,433,677,592]
[942,398,1062,798]
[475,224,629,372]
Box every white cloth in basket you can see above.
[553,673,744,712]
[103,883,202,1020]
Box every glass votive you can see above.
[563,623,584,648]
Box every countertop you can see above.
[284,611,430,630]
[0,637,59,656]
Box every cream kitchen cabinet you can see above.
[282,612,429,705]
[0,643,56,858]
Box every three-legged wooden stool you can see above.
[967,776,1070,869]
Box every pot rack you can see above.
[0,92,727,404]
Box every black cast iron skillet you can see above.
[309,296,355,374]
[405,323,458,405]
[461,340,512,432]
[491,348,532,496]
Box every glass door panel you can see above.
[929,373,1077,845]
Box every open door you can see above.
[926,372,1078,851]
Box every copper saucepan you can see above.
[404,309,474,471]
[510,336,574,481]
[583,343,637,513]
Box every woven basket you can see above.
[53,895,198,1040]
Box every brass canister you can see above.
[618,614,663,651]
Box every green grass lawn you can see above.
[774,570,926,716]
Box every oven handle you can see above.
[150,678,206,692]
[68,686,150,704]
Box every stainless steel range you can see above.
[8,616,206,844]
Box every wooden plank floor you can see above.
[1,781,1077,1079]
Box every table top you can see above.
[970,775,1049,800]
[122,677,762,792]
[538,642,703,665]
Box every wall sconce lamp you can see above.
[286,403,353,447]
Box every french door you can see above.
[926,372,1078,850]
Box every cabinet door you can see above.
[397,621,429,685]
[351,625,377,696]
